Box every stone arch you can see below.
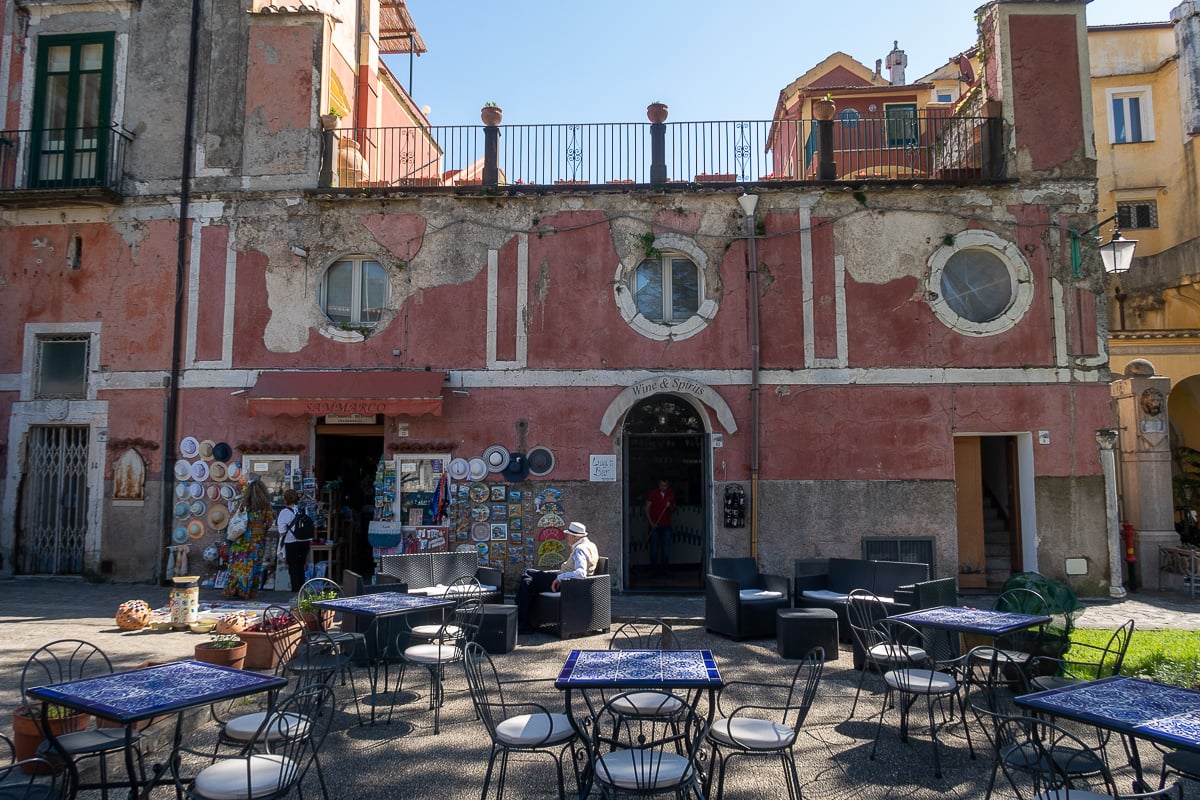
[600,375,737,436]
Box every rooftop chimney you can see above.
[885,40,907,85]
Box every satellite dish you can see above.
[957,54,977,88]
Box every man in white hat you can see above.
[517,521,600,633]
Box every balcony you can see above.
[0,124,133,206]
[318,113,1005,192]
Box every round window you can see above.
[939,248,1012,323]
[927,230,1032,337]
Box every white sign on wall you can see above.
[589,455,617,482]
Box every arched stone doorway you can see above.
[622,395,707,591]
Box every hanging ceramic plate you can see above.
[190,460,209,482]
[174,460,192,481]
[537,540,567,560]
[467,458,488,482]
[175,482,190,499]
[540,501,564,515]
[471,522,491,542]
[468,484,490,503]
[455,543,477,553]
[537,526,565,542]
[471,504,491,522]
[188,482,204,499]
[476,543,490,557]
[220,484,236,500]
[226,462,240,480]
[482,445,510,473]
[179,437,200,458]
[190,500,207,517]
[173,526,189,544]
[449,458,470,481]
[174,501,191,519]
[537,512,565,529]
[535,488,563,505]
[187,520,205,539]
[206,484,222,501]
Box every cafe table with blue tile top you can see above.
[27,660,286,800]
[311,591,455,724]
[888,605,1051,636]
[1016,675,1200,788]
[555,649,724,798]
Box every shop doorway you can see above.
[622,396,708,591]
[314,423,383,579]
[17,426,88,574]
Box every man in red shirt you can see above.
[644,479,675,576]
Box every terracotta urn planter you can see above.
[194,640,248,671]
[12,703,90,772]
[813,98,837,121]
[298,610,335,633]
[239,624,303,670]
[646,102,669,124]
[480,105,503,126]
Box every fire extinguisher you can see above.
[1120,521,1138,591]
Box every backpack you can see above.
[289,507,315,541]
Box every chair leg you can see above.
[926,696,943,779]
[870,689,890,761]
[479,747,499,800]
[782,750,802,800]
[850,663,872,717]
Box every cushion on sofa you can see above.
[740,589,785,601]
[802,588,892,605]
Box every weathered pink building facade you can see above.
[0,0,1115,594]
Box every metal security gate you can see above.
[18,426,88,574]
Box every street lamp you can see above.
[1101,228,1138,331]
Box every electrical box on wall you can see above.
[723,484,746,528]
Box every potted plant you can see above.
[296,589,339,632]
[480,102,503,126]
[320,108,342,131]
[194,632,248,670]
[12,702,90,771]
[646,101,669,124]
[239,610,302,670]
[813,93,837,122]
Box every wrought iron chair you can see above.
[846,589,926,716]
[704,646,824,800]
[580,690,708,799]
[463,642,579,800]
[605,619,691,723]
[407,575,485,641]
[184,684,334,800]
[1029,619,1135,691]
[0,753,69,800]
[969,587,1053,676]
[391,597,484,733]
[19,639,144,800]
[867,619,970,779]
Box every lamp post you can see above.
[1100,229,1137,330]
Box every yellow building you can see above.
[1093,6,1200,465]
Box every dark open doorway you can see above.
[623,396,707,591]
[314,424,382,579]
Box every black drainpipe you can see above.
[159,0,201,584]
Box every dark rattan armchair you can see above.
[705,557,790,640]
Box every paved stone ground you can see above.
[1,578,1198,800]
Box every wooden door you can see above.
[954,437,986,580]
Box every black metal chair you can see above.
[184,684,334,800]
[704,646,824,800]
[846,589,926,716]
[19,639,144,800]
[1030,618,1135,691]
[462,642,579,800]
[391,597,484,733]
[605,619,691,724]
[0,753,69,800]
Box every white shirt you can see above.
[277,505,298,543]
[558,537,599,581]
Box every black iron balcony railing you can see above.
[0,124,132,194]
[320,113,1005,190]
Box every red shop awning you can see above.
[246,371,446,418]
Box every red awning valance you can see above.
[246,371,446,418]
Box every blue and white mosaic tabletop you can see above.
[890,605,1051,635]
[1017,675,1200,751]
[311,592,453,617]
[27,660,287,724]
[555,649,723,689]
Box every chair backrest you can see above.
[593,556,609,576]
[963,645,1029,746]
[443,574,483,605]
[21,640,114,702]
[298,577,343,602]
[261,605,301,675]
[846,590,891,663]
[1098,618,1135,677]
[0,755,68,799]
[341,569,364,597]
[993,587,1049,616]
[709,557,759,589]
[586,691,708,794]
[783,649,824,732]
[609,618,682,651]
[452,598,486,645]
[463,642,505,741]
[256,683,335,793]
[993,715,1123,799]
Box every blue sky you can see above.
[385,0,1181,126]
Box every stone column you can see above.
[1112,359,1180,588]
[1096,429,1126,599]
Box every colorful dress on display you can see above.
[224,508,274,599]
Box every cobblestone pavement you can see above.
[1,578,1198,800]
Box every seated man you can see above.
[516,521,599,633]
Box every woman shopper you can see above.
[276,489,310,591]
[224,480,274,599]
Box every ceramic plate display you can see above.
[482,445,510,473]
[537,512,565,529]
[190,460,210,482]
[476,543,490,557]
[471,504,491,522]
[449,458,470,481]
[537,526,565,541]
[220,484,236,500]
[535,488,563,505]
[468,458,488,481]
[174,501,191,518]
[540,501,564,515]
[189,500,207,517]
[173,526,189,544]
[188,482,205,499]
[209,461,227,482]
[468,484,490,503]
[175,482,190,499]
[206,484,222,501]
[187,520,205,539]
[179,436,200,458]
[198,440,216,461]
[174,460,192,481]
[455,543,477,553]
[537,540,567,560]
[225,462,240,479]
[471,522,491,542]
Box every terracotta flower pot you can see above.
[298,610,335,633]
[12,703,90,773]
[646,103,669,124]
[813,98,837,122]
[194,641,248,671]
[480,106,503,126]
[239,624,302,670]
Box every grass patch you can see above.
[1071,628,1200,688]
